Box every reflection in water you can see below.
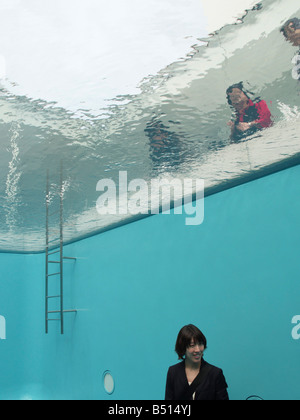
[144,118,186,175]
[0,0,299,252]
[280,17,300,49]
[4,121,22,230]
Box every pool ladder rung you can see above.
[48,250,60,256]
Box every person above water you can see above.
[280,18,300,47]
[226,82,272,143]
[280,18,300,81]
[165,324,229,400]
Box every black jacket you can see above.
[295,49,300,81]
[165,360,229,401]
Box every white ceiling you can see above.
[0,0,257,116]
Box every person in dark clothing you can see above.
[165,325,229,400]
[280,18,300,81]
[280,18,300,47]
[226,83,272,143]
[144,119,184,173]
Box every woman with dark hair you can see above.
[165,325,229,400]
[280,18,300,82]
[280,18,300,47]
[226,82,272,143]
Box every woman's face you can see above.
[185,338,205,364]
[228,88,249,111]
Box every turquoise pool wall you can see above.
[0,164,300,400]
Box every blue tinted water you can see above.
[1,0,300,401]
[1,164,300,400]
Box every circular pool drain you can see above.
[103,371,115,395]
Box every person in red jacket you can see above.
[226,83,272,143]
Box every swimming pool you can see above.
[0,0,300,400]
[1,164,300,400]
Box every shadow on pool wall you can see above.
[0,164,300,400]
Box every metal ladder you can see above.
[45,166,77,334]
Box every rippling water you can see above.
[0,0,299,252]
